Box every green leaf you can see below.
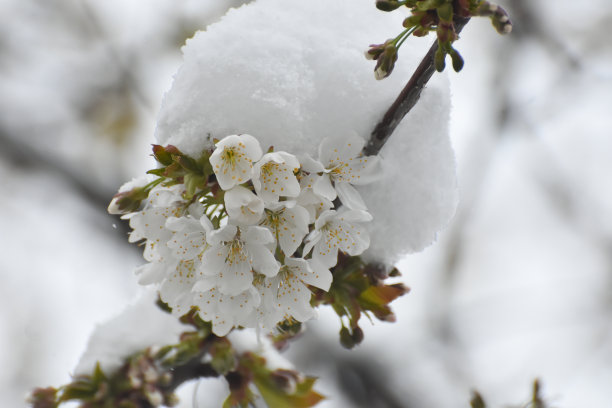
[254,374,324,408]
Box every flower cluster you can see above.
[111,134,381,336]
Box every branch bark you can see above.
[364,17,470,156]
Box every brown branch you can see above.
[164,360,219,392]
[364,17,470,156]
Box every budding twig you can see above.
[364,17,470,156]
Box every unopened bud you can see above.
[450,47,464,72]
[365,39,393,61]
[339,327,355,349]
[108,187,148,214]
[374,44,398,80]
[376,0,403,12]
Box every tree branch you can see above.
[364,17,470,156]
[164,360,219,392]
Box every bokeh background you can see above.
[1,0,611,407]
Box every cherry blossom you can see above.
[199,224,280,296]
[252,151,301,203]
[301,135,381,210]
[210,134,263,190]
[303,208,372,268]
[260,202,310,257]
[224,185,264,225]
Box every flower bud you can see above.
[376,0,403,12]
[374,44,398,80]
[108,187,149,214]
[450,47,464,72]
[365,39,393,60]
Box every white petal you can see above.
[200,215,214,233]
[305,258,333,291]
[208,224,237,245]
[314,209,337,230]
[302,230,321,256]
[338,209,373,223]
[300,155,325,173]
[277,205,310,256]
[134,262,168,285]
[192,278,216,293]
[319,135,365,166]
[225,186,264,225]
[313,175,336,201]
[335,182,367,211]
[242,225,275,245]
[211,315,234,337]
[343,155,382,185]
[249,245,280,277]
[160,261,197,304]
[217,260,253,296]
[238,134,264,162]
[213,166,236,190]
[200,246,230,276]
[277,275,315,322]
[312,239,339,268]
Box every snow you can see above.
[156,0,457,264]
[74,289,189,375]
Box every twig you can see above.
[364,17,470,156]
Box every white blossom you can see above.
[260,202,310,257]
[127,185,185,264]
[159,259,201,317]
[199,224,280,296]
[302,135,381,210]
[253,257,331,329]
[252,151,301,203]
[210,134,263,190]
[224,185,264,225]
[303,208,372,268]
[166,214,211,261]
[193,284,261,336]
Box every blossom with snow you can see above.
[210,134,263,190]
[112,133,380,336]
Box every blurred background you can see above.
[1,0,611,407]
